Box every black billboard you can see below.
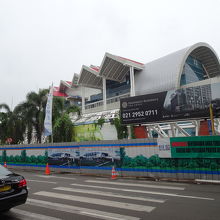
[120,82,220,125]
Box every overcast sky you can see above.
[0,0,220,109]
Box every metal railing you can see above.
[85,93,130,110]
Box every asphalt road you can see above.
[1,169,220,220]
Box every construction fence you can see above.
[1,136,220,181]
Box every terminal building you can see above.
[54,42,220,139]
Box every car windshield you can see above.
[0,165,12,176]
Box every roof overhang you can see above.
[78,65,103,89]
[53,86,68,97]
[99,53,144,82]
[71,73,79,87]
[59,80,72,92]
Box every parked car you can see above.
[0,164,28,212]
[80,152,114,162]
[48,152,74,165]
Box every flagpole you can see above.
[51,134,53,143]
[51,83,53,144]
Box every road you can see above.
[1,169,220,220]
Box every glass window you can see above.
[180,56,208,86]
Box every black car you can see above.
[0,165,28,212]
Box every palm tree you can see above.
[14,102,35,144]
[27,89,49,143]
[0,104,25,144]
[14,89,48,143]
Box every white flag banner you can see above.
[44,85,53,136]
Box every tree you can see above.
[44,150,48,164]
[0,104,25,144]
[113,118,128,139]
[14,89,48,143]
[14,102,35,144]
[53,113,73,142]
[2,150,7,162]
[122,156,133,167]
[51,98,80,142]
[21,150,27,162]
[134,155,148,167]
[52,97,65,124]
[149,155,160,167]
[119,148,126,167]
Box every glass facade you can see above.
[180,56,208,86]
[106,74,130,98]
[88,73,130,103]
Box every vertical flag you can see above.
[44,85,53,137]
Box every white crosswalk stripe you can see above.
[70,183,214,200]
[27,179,57,184]
[34,191,156,212]
[10,208,62,220]
[85,180,185,190]
[54,186,166,203]
[36,175,76,180]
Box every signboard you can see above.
[158,138,171,158]
[170,136,220,158]
[120,82,220,125]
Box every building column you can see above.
[198,120,211,136]
[103,76,107,111]
[127,125,132,139]
[129,66,135,97]
[81,86,85,115]
[133,125,148,138]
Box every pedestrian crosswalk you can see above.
[6,174,214,220]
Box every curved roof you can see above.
[135,42,220,96]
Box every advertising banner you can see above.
[48,148,79,166]
[121,82,220,124]
[79,146,120,167]
[170,136,220,158]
